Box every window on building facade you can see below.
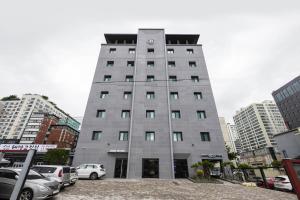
[168,61,175,68]
[189,61,197,67]
[187,49,194,54]
[197,111,206,119]
[191,76,199,82]
[145,131,155,141]
[146,92,155,99]
[147,75,155,82]
[96,110,106,118]
[146,110,155,119]
[169,76,177,82]
[147,61,154,67]
[170,92,179,100]
[167,49,174,54]
[171,110,181,119]
[109,48,116,53]
[119,131,128,141]
[123,91,132,99]
[100,91,109,99]
[125,75,134,82]
[194,92,202,100]
[129,48,135,54]
[92,131,102,140]
[173,132,183,141]
[106,61,114,67]
[127,61,134,67]
[147,48,154,53]
[104,75,111,82]
[121,110,130,118]
[200,132,210,141]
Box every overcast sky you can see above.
[0,0,299,123]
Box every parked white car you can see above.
[32,165,71,189]
[76,164,106,180]
[70,167,78,185]
[274,175,293,191]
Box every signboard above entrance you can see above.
[0,144,57,152]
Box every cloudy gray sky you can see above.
[0,0,299,123]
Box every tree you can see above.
[225,145,238,161]
[191,160,214,179]
[1,95,20,101]
[44,149,70,165]
[271,160,282,168]
[238,163,251,169]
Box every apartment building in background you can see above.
[219,117,236,153]
[0,94,80,142]
[73,29,227,179]
[233,100,287,152]
[0,102,3,118]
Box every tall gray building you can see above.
[272,75,300,130]
[73,29,227,179]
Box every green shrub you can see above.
[196,169,204,177]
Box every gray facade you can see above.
[272,75,300,130]
[274,128,300,159]
[73,29,227,179]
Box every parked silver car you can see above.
[70,167,78,185]
[0,168,60,200]
[32,165,71,189]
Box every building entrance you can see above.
[142,159,159,178]
[114,158,127,178]
[174,159,189,178]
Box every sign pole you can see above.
[10,149,36,200]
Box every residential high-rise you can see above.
[227,122,239,153]
[0,102,3,118]
[272,75,300,130]
[73,29,227,179]
[219,117,236,152]
[0,94,80,141]
[233,100,287,152]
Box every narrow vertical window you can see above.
[147,61,154,67]
[170,92,179,100]
[197,111,206,119]
[173,132,183,141]
[92,131,102,140]
[168,61,175,68]
[191,76,199,82]
[194,92,202,100]
[129,48,135,54]
[171,110,181,119]
[100,91,109,99]
[121,110,130,119]
[96,110,106,118]
[109,48,116,53]
[146,110,155,119]
[189,61,196,67]
[104,75,111,82]
[106,61,114,67]
[200,132,210,141]
[119,131,128,141]
[123,91,132,99]
[127,61,134,67]
[145,131,155,141]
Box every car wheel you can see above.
[20,188,33,200]
[90,172,98,180]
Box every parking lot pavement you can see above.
[54,179,297,200]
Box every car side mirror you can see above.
[15,175,19,180]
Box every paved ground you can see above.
[53,179,297,200]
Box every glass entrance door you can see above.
[114,158,128,178]
[174,159,189,178]
[142,159,159,178]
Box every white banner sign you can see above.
[0,144,57,152]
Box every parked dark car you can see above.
[256,177,275,189]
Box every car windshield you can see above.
[32,166,57,173]
[275,177,286,181]
[26,170,45,180]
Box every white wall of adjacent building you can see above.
[233,100,287,152]
[0,94,68,140]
